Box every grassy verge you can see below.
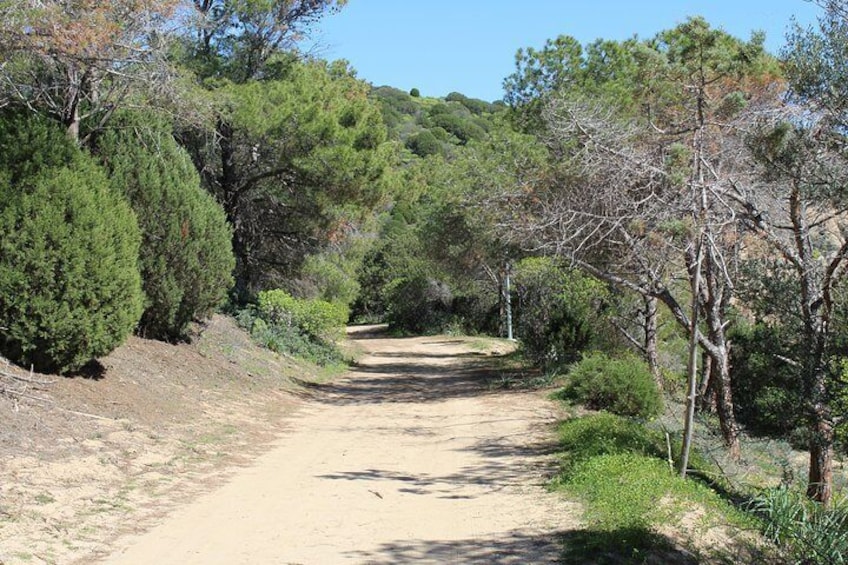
[550,412,767,563]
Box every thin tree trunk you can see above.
[807,414,834,506]
[697,352,716,413]
[64,65,82,141]
[644,296,662,388]
[680,240,702,478]
[712,349,741,459]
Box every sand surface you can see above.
[100,328,579,564]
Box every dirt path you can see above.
[99,328,580,564]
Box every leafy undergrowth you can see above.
[748,486,848,565]
[235,306,348,371]
[551,413,769,563]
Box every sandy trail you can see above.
[100,328,580,564]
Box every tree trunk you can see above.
[805,334,834,506]
[217,120,252,299]
[703,264,741,458]
[63,65,82,141]
[696,351,716,413]
[711,349,741,459]
[644,296,662,388]
[807,415,834,506]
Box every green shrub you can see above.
[0,111,143,373]
[429,113,486,144]
[514,257,612,370]
[257,289,347,342]
[559,352,663,418]
[428,126,451,141]
[405,130,443,158]
[96,112,235,341]
[236,307,344,366]
[409,87,420,97]
[451,289,501,335]
[445,91,494,115]
[300,252,361,309]
[384,276,453,334]
[729,320,807,440]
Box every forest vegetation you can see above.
[2,0,848,561]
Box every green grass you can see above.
[34,493,55,505]
[552,413,672,479]
[552,413,758,562]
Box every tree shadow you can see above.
[342,529,568,564]
[311,356,507,405]
[346,324,390,340]
[341,527,712,564]
[370,351,489,359]
[64,359,106,380]
[558,528,701,564]
[315,426,561,500]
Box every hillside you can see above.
[369,86,506,158]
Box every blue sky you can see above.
[301,0,823,102]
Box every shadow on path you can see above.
[343,529,702,564]
[343,530,567,564]
[347,530,699,565]
[314,417,561,490]
[309,330,515,405]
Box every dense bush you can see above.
[405,130,443,157]
[558,352,663,418]
[236,308,345,367]
[514,257,612,369]
[370,86,418,115]
[451,288,501,335]
[257,289,347,342]
[299,252,361,309]
[236,308,344,366]
[428,126,451,141]
[384,276,454,334]
[237,289,348,366]
[729,321,806,439]
[370,86,418,132]
[95,113,235,341]
[429,113,486,144]
[0,110,143,373]
[445,92,494,115]
[409,87,420,97]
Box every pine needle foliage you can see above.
[0,110,143,373]
[95,112,235,341]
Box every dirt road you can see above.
[100,328,580,564]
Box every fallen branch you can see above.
[0,368,55,387]
[1,363,55,402]
[57,408,115,421]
